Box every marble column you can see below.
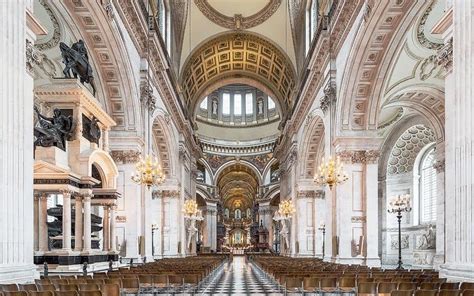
[61,190,72,251]
[82,194,92,252]
[110,205,117,252]
[439,0,474,281]
[0,0,37,283]
[33,193,40,252]
[103,205,110,252]
[205,203,217,251]
[74,196,83,251]
[365,156,381,267]
[258,202,274,248]
[38,193,49,252]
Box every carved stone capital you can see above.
[433,159,445,173]
[320,80,336,115]
[140,81,156,112]
[60,189,74,197]
[437,37,453,73]
[111,150,141,164]
[82,193,93,202]
[26,39,41,74]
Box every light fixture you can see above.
[182,199,203,219]
[314,156,349,189]
[277,199,296,219]
[131,1,165,189]
[131,154,165,188]
[313,13,349,190]
[387,194,412,270]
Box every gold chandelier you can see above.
[131,154,165,188]
[182,199,202,219]
[314,156,348,189]
[277,200,296,219]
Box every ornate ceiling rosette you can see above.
[181,31,296,117]
[194,0,281,30]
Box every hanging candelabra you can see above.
[387,194,412,270]
[131,154,165,188]
[314,156,349,189]
[182,199,203,220]
[277,199,296,220]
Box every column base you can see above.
[365,257,382,268]
[432,254,445,270]
[0,264,38,284]
[34,251,117,265]
[439,263,474,282]
[335,256,365,265]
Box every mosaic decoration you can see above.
[387,125,435,175]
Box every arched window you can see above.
[200,96,208,110]
[419,146,437,223]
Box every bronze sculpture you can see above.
[60,40,96,96]
[34,106,73,150]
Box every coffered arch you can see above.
[180,31,296,118]
[300,115,325,179]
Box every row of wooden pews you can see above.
[251,255,474,295]
[0,254,228,296]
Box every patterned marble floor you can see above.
[196,256,283,295]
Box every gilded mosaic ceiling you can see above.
[181,32,296,116]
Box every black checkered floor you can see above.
[196,256,283,295]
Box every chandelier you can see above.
[314,156,349,189]
[277,200,296,219]
[387,194,412,214]
[131,154,165,188]
[182,199,203,219]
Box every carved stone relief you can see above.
[391,233,409,250]
[194,0,281,30]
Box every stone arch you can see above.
[180,31,296,118]
[151,111,178,179]
[79,149,119,189]
[214,160,263,185]
[299,114,325,179]
[382,87,445,142]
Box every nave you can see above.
[197,256,281,295]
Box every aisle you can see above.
[197,256,282,295]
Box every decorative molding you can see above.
[436,37,453,72]
[152,190,180,199]
[35,0,61,51]
[351,216,366,223]
[336,150,380,164]
[297,190,325,199]
[391,234,409,250]
[320,80,336,115]
[116,215,127,223]
[416,0,443,50]
[110,150,141,164]
[26,39,41,74]
[433,159,445,173]
[194,0,281,30]
[140,81,156,112]
[377,108,403,130]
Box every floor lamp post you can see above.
[387,194,412,270]
[318,223,326,260]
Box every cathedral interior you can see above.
[1,0,473,294]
